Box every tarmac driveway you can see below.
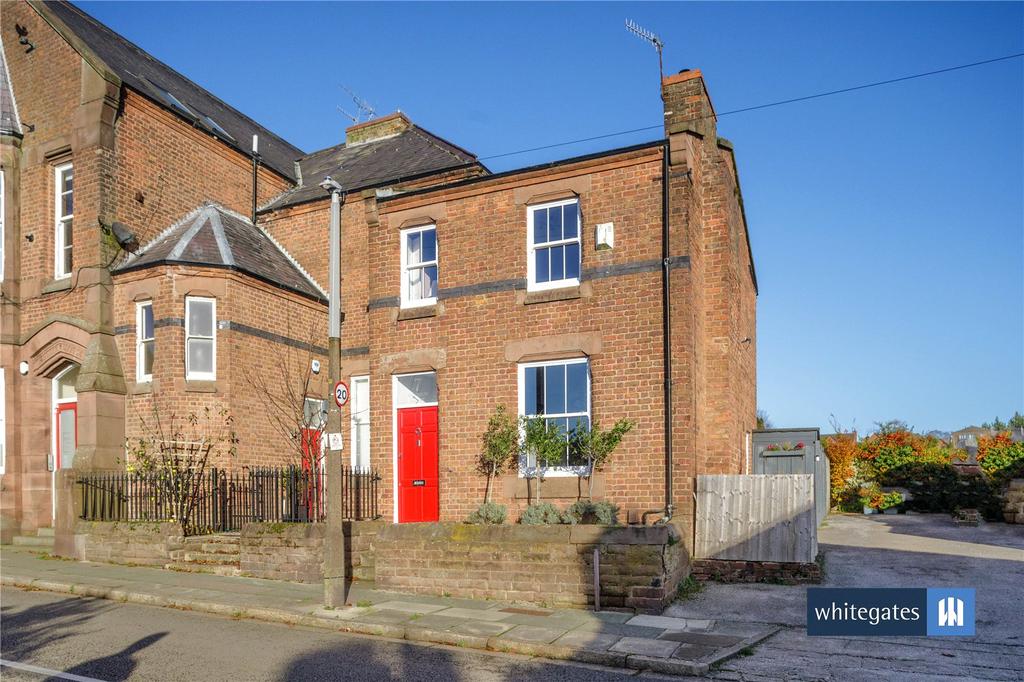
[664,513,1024,681]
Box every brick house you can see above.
[1,1,756,549]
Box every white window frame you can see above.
[399,224,438,308]
[526,197,581,292]
[136,301,155,383]
[517,357,591,477]
[350,375,370,470]
[184,296,216,381]
[54,162,73,279]
[1,168,5,282]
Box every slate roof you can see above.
[115,204,325,302]
[263,125,481,211]
[0,37,21,136]
[40,1,303,180]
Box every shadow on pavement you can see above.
[60,632,168,682]
[0,594,113,662]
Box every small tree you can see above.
[756,409,772,430]
[520,417,568,503]
[570,419,634,499]
[127,405,239,535]
[478,405,519,504]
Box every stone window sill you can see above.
[397,304,438,321]
[523,285,581,305]
[129,380,158,396]
[184,380,219,393]
[41,277,73,295]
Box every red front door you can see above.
[397,406,439,523]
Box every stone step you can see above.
[181,534,240,546]
[199,542,240,554]
[36,527,56,538]
[12,535,55,548]
[175,551,240,565]
[165,562,242,577]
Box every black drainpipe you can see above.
[642,139,675,525]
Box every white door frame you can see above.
[391,371,438,523]
[51,364,78,523]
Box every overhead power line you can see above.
[477,51,1024,162]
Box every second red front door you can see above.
[397,406,439,523]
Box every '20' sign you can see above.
[334,381,349,408]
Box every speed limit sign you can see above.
[334,380,349,408]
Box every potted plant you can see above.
[764,441,806,453]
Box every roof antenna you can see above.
[625,19,665,99]
[336,85,377,124]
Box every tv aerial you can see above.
[625,19,665,95]
[337,85,377,124]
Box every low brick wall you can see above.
[1003,480,1024,524]
[372,523,688,612]
[240,520,385,583]
[691,558,822,585]
[74,521,183,567]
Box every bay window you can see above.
[136,301,154,382]
[185,296,216,380]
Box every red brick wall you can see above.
[371,149,674,522]
[113,267,327,470]
[113,91,291,246]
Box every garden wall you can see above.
[691,558,822,585]
[74,521,184,567]
[371,523,688,612]
[239,521,384,583]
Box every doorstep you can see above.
[0,547,777,676]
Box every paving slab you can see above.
[593,610,634,624]
[575,621,667,638]
[553,629,623,652]
[372,600,450,614]
[435,606,513,622]
[499,625,567,644]
[403,614,468,630]
[658,631,745,647]
[627,614,700,630]
[609,636,682,658]
[670,643,720,661]
[355,609,416,625]
[450,620,515,637]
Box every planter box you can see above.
[762,448,807,457]
[863,506,878,515]
[882,508,899,515]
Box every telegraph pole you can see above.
[320,176,347,608]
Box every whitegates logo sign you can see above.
[927,588,975,636]
[807,588,976,636]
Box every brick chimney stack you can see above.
[662,69,716,143]
[345,112,412,147]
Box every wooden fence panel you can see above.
[695,474,817,563]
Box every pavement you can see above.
[0,547,774,678]
[666,513,1024,681]
[0,587,684,681]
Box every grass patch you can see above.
[676,574,703,600]
[356,600,373,608]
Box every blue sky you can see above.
[80,1,1023,434]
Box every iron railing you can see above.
[78,466,381,534]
